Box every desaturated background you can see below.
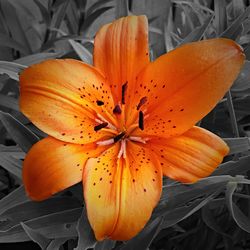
[0,0,250,249]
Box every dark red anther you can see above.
[114,131,126,142]
[137,96,147,110]
[122,81,128,104]
[94,122,108,131]
[139,111,144,130]
[113,104,122,114]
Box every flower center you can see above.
[94,83,149,158]
[95,112,148,158]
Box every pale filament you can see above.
[129,136,147,144]
[96,114,117,131]
[96,138,114,146]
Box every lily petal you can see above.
[83,142,162,241]
[20,59,116,144]
[149,126,229,183]
[94,15,149,103]
[23,137,107,201]
[83,144,121,240]
[128,38,244,136]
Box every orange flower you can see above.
[19,15,244,241]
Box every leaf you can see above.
[69,40,93,64]
[0,207,82,242]
[226,182,250,233]
[33,0,51,26]
[15,52,63,66]
[154,175,234,217]
[160,192,218,228]
[80,6,114,33]
[0,111,39,153]
[214,0,227,35]
[212,155,250,176]
[86,0,114,17]
[0,61,26,81]
[0,153,22,179]
[115,0,129,19]
[46,237,69,250]
[201,205,233,239]
[1,1,32,54]
[0,197,81,232]
[50,0,71,40]
[66,1,79,34]
[74,208,96,250]
[220,5,250,39]
[163,4,174,52]
[120,217,163,250]
[232,0,245,18]
[0,145,24,158]
[226,91,239,137]
[0,186,28,215]
[224,137,250,155]
[0,94,19,111]
[232,61,250,93]
[21,222,50,249]
[42,34,93,51]
[179,15,213,46]
[0,34,30,54]
[94,239,115,250]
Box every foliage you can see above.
[0,0,250,249]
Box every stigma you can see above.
[96,133,148,159]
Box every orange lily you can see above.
[19,15,244,241]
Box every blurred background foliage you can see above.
[0,0,250,249]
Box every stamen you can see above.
[139,111,144,130]
[96,113,117,131]
[137,96,147,110]
[113,104,122,114]
[114,131,126,142]
[118,140,127,158]
[122,81,128,104]
[96,100,104,106]
[94,122,108,131]
[96,138,114,146]
[95,118,104,124]
[129,136,147,144]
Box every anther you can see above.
[139,111,144,130]
[96,114,117,131]
[137,96,147,110]
[114,131,126,143]
[122,81,128,104]
[113,104,122,114]
[94,122,108,131]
